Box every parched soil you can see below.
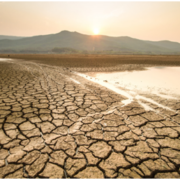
[0,58,180,178]
[1,54,180,72]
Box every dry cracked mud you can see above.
[0,59,180,178]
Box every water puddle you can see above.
[85,66,180,97]
[0,58,12,61]
[75,66,180,111]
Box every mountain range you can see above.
[0,30,180,54]
[0,35,25,40]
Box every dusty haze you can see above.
[0,1,180,42]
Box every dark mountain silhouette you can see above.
[0,30,180,54]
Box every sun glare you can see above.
[93,28,99,35]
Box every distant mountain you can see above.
[0,30,180,54]
[0,35,25,40]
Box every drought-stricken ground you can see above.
[0,59,180,178]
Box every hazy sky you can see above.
[0,1,180,42]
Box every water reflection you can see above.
[85,66,180,96]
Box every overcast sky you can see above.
[0,1,180,42]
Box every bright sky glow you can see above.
[0,1,180,42]
[93,28,100,35]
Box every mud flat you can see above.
[1,54,180,72]
[85,66,180,97]
[0,58,180,178]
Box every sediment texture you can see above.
[0,60,180,178]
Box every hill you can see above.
[0,30,180,54]
[0,35,25,40]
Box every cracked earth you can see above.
[0,59,180,178]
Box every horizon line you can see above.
[1,30,180,44]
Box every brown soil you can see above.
[0,54,180,72]
[0,59,180,178]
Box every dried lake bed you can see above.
[0,58,180,178]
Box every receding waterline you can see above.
[76,72,133,99]
[85,66,180,97]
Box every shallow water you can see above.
[0,58,11,61]
[85,66,180,96]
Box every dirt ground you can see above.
[1,54,180,72]
[0,58,180,178]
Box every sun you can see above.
[93,28,99,35]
